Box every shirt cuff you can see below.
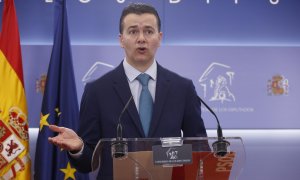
[68,139,84,158]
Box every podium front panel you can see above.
[92,137,245,180]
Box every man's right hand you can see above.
[48,125,83,153]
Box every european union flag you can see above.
[34,0,89,179]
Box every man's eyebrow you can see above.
[127,25,138,30]
[144,25,155,29]
[127,25,155,30]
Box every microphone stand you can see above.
[111,96,133,159]
[198,97,230,157]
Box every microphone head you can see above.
[111,138,128,159]
[212,139,230,157]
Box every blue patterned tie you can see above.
[137,73,153,136]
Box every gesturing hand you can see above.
[48,125,83,152]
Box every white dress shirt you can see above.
[123,58,157,112]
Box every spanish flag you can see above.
[0,0,31,179]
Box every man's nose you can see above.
[137,32,146,43]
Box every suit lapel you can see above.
[112,63,145,137]
[148,65,171,137]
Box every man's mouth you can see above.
[137,47,146,53]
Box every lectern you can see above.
[92,137,245,180]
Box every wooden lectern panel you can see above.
[113,151,235,180]
[172,152,235,180]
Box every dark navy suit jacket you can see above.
[69,62,207,179]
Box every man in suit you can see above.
[48,3,207,179]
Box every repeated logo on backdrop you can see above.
[198,62,256,114]
[29,45,298,129]
[35,74,47,94]
[199,62,235,104]
[33,61,291,116]
[82,61,114,84]
[267,75,289,96]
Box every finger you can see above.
[48,136,60,146]
[48,136,59,144]
[48,137,64,147]
[49,124,64,133]
[48,137,72,151]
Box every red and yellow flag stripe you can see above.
[0,0,31,179]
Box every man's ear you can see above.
[158,32,163,47]
[119,34,124,48]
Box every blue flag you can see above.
[34,0,89,179]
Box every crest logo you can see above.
[8,107,29,140]
[166,147,178,160]
[267,75,289,95]
[0,120,25,171]
[1,135,25,164]
[5,139,22,157]
[35,74,47,94]
[199,62,235,103]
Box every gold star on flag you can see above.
[60,162,76,180]
[55,108,61,116]
[39,113,50,131]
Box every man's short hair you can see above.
[119,3,161,34]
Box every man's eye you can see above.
[145,30,154,35]
[129,30,137,35]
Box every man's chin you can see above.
[134,57,152,63]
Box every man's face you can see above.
[119,13,162,69]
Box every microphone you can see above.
[111,96,133,159]
[198,97,230,157]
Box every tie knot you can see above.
[137,73,151,86]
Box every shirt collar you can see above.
[123,58,157,82]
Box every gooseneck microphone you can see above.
[111,96,133,159]
[198,97,230,157]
